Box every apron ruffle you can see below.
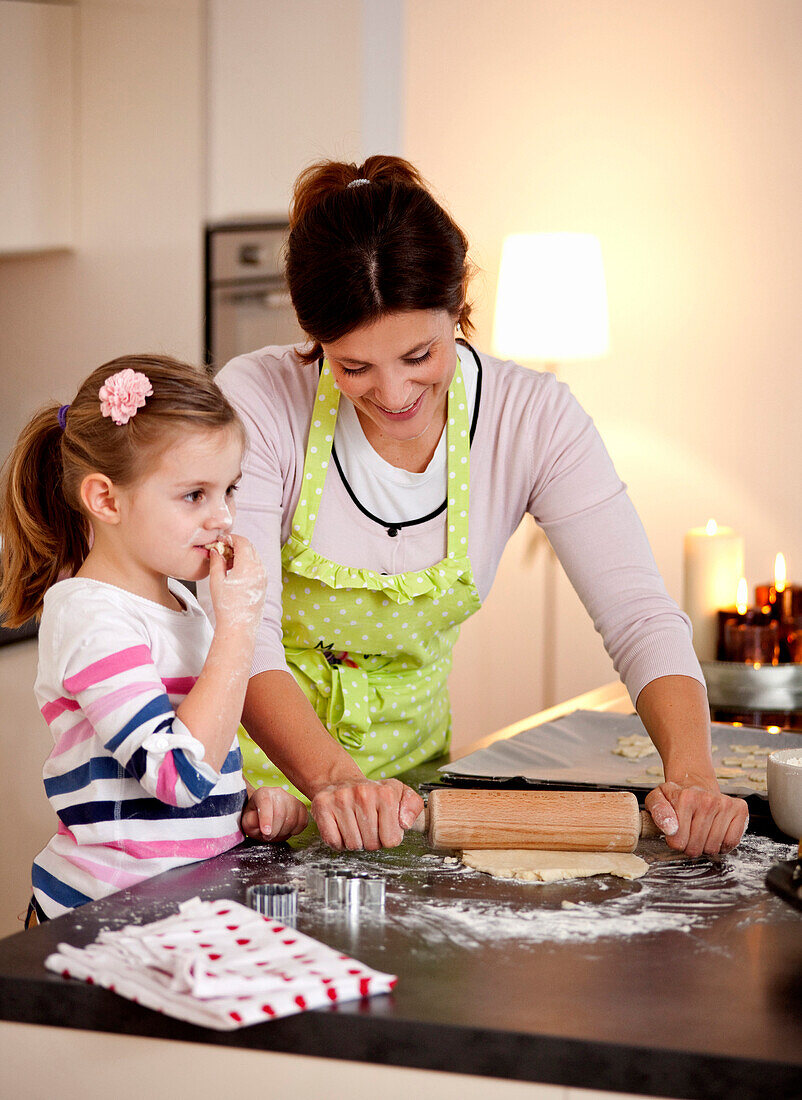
[281,535,476,605]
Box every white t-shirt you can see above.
[333,343,479,522]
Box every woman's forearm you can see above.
[635,674,716,786]
[241,669,366,798]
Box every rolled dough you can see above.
[461,849,649,883]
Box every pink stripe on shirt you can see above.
[155,751,179,804]
[41,698,80,723]
[61,850,147,891]
[109,831,243,860]
[59,821,242,861]
[64,644,152,694]
[82,681,160,725]
[48,717,95,758]
[162,676,197,695]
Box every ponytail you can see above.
[286,154,474,362]
[0,353,242,628]
[0,405,89,628]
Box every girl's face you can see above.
[116,426,243,591]
[321,310,457,458]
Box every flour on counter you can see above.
[82,832,794,950]
[222,832,795,950]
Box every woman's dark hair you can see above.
[286,155,474,362]
[0,354,244,627]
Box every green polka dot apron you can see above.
[239,355,482,796]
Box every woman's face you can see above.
[321,310,457,450]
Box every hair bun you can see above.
[289,155,430,229]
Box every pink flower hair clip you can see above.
[99,369,153,425]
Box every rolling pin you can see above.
[411,789,662,852]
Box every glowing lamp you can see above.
[492,233,609,365]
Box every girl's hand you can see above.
[310,778,424,851]
[208,534,267,635]
[241,787,309,842]
[645,779,748,858]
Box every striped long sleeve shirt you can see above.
[32,578,246,918]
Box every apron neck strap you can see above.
[293,349,471,557]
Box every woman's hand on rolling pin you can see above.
[310,778,424,851]
[241,786,309,842]
[645,778,748,858]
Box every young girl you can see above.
[0,355,308,923]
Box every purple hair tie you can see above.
[57,404,70,431]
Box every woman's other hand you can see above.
[645,779,748,857]
[310,777,424,851]
[241,786,309,842]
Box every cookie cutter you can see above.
[309,869,386,911]
[246,883,298,925]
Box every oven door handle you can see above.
[224,288,293,308]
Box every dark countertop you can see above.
[1,761,801,1099]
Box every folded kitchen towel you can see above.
[44,896,397,1030]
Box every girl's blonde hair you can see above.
[0,354,244,628]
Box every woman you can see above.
[207,155,747,858]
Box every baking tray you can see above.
[437,710,801,801]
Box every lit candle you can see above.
[723,612,779,665]
[683,520,745,662]
[756,552,801,621]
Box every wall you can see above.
[405,0,802,745]
[206,0,363,219]
[0,0,204,932]
[205,0,406,220]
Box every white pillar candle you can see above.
[683,520,745,662]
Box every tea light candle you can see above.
[785,618,802,663]
[716,577,749,659]
[723,612,780,665]
[683,520,745,661]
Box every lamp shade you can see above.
[492,233,610,363]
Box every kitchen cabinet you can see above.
[0,1,74,255]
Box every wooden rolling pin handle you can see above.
[639,809,661,839]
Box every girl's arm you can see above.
[242,670,424,850]
[175,535,266,772]
[638,675,748,856]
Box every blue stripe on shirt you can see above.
[123,743,238,793]
[172,748,215,801]
[57,789,246,828]
[44,757,125,797]
[221,747,242,773]
[104,695,173,753]
[32,863,92,909]
[127,746,148,783]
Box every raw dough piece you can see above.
[730,744,760,753]
[461,849,649,883]
[206,538,234,564]
[645,765,665,776]
[612,734,657,760]
[723,755,757,768]
[715,767,745,779]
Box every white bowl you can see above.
[767,749,802,840]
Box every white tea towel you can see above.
[44,896,397,1030]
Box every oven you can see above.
[204,220,304,373]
